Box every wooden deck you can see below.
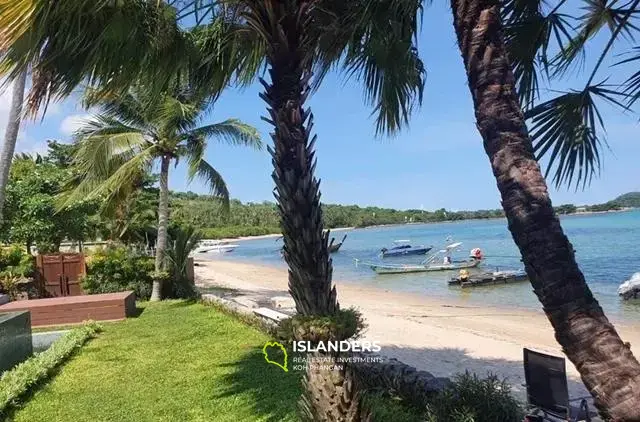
[0,291,136,327]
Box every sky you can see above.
[1,1,639,211]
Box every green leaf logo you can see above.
[263,341,288,372]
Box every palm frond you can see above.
[525,84,626,189]
[619,46,640,104]
[0,0,190,114]
[71,115,151,178]
[82,88,150,131]
[188,158,230,211]
[502,0,575,108]
[61,145,156,210]
[189,12,265,93]
[57,114,153,210]
[313,0,426,135]
[186,119,262,148]
[554,0,640,76]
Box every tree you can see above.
[61,84,261,301]
[1,151,99,252]
[223,1,425,418]
[0,69,27,223]
[450,0,640,418]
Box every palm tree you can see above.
[449,0,640,418]
[62,85,262,301]
[229,2,424,418]
[0,69,27,223]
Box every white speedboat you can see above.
[193,240,239,254]
[618,272,640,300]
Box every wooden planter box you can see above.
[0,291,136,327]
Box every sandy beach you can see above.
[195,259,640,401]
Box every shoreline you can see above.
[195,258,640,402]
[211,208,635,243]
[216,226,355,243]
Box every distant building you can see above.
[576,206,587,213]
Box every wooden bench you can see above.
[0,291,136,327]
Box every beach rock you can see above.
[271,296,295,309]
[232,296,259,309]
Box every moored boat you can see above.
[449,269,528,288]
[194,240,239,254]
[356,241,482,274]
[364,258,481,274]
[380,240,432,257]
[618,273,640,300]
[328,234,348,253]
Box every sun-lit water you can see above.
[202,210,640,322]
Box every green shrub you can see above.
[361,391,424,422]
[164,225,200,299]
[0,245,35,299]
[0,322,102,417]
[200,226,280,239]
[82,245,154,300]
[424,372,523,422]
[0,245,34,278]
[276,308,366,344]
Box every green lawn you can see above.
[9,301,301,422]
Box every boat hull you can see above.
[194,246,237,254]
[381,246,432,258]
[368,259,480,274]
[449,271,528,288]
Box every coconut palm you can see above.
[447,0,640,418]
[0,69,27,223]
[62,85,262,301]
[223,2,424,418]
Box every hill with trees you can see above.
[611,192,640,208]
[169,191,636,239]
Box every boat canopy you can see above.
[393,239,411,244]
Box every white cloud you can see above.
[59,113,91,136]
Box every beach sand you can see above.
[195,259,640,402]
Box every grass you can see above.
[8,301,302,422]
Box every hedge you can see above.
[0,322,102,416]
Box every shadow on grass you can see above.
[130,306,145,318]
[213,347,302,422]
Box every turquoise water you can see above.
[204,210,640,321]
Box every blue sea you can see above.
[203,210,640,322]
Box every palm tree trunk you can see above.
[0,69,28,223]
[253,0,337,319]
[150,154,170,302]
[247,1,356,420]
[450,0,640,418]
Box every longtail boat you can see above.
[328,234,348,253]
[449,269,528,288]
[355,241,483,274]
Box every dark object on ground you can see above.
[523,348,598,421]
